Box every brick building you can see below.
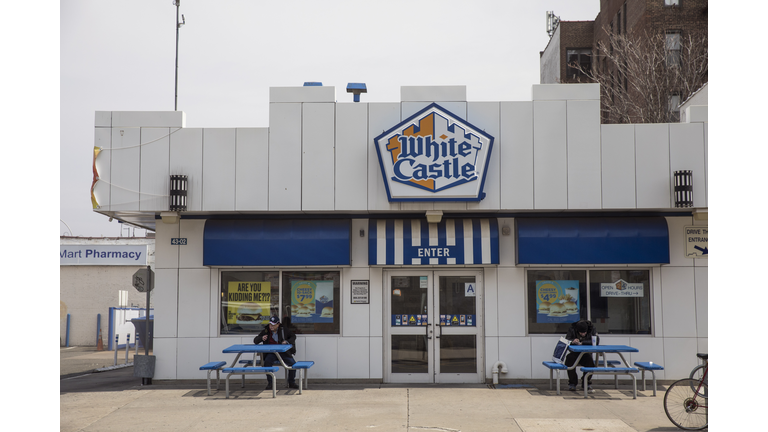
[541,0,708,123]
[540,21,595,84]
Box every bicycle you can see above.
[690,353,708,384]
[664,353,708,430]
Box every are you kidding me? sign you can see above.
[60,245,147,266]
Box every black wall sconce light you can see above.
[163,175,188,224]
[170,175,188,211]
[674,170,693,208]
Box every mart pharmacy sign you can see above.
[374,103,494,201]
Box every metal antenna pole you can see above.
[174,1,180,111]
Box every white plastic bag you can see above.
[552,337,571,364]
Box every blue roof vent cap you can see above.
[303,82,323,86]
[346,83,367,102]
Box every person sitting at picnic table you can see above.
[255,315,299,389]
[565,319,599,393]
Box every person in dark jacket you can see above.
[254,315,298,389]
[565,319,599,392]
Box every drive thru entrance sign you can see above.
[684,226,708,258]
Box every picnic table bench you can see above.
[223,366,280,399]
[579,366,639,399]
[223,344,315,395]
[199,361,227,396]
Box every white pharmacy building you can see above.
[91,83,708,383]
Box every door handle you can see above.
[436,324,441,339]
[426,325,432,340]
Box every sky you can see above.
[59,0,602,238]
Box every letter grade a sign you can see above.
[374,103,495,202]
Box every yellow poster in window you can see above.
[226,281,270,325]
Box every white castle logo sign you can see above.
[374,103,494,201]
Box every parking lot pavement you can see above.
[60,345,147,378]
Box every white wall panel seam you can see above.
[366,106,369,210]
[109,126,113,209]
[693,270,699,338]
[300,105,304,209]
[175,267,181,337]
[334,105,337,210]
[698,123,706,207]
[563,105,568,208]
[634,126,638,208]
[703,123,708,206]
[333,104,337,209]
[532,106,535,209]
[599,122,604,209]
[365,334,373,379]
[167,127,172,210]
[659,268,666,338]
[139,129,143,209]
[201,130,205,210]
[667,125,672,208]
[233,130,237,208]
[267,128,271,208]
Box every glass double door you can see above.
[384,270,483,383]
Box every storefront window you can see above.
[588,270,651,334]
[527,269,652,335]
[281,271,341,335]
[220,271,279,334]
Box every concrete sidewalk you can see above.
[61,347,695,432]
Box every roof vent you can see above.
[346,83,367,102]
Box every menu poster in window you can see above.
[226,281,271,327]
[536,280,580,323]
[291,280,334,323]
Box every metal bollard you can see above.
[65,314,71,347]
[114,334,119,366]
[125,334,130,364]
[135,332,139,355]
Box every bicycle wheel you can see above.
[664,378,708,430]
[689,364,708,398]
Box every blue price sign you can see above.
[171,238,187,245]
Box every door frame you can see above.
[382,269,484,384]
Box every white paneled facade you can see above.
[235,128,269,211]
[95,84,708,383]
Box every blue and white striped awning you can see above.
[368,219,499,265]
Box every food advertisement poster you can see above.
[536,280,579,323]
[291,280,334,323]
[226,281,270,326]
